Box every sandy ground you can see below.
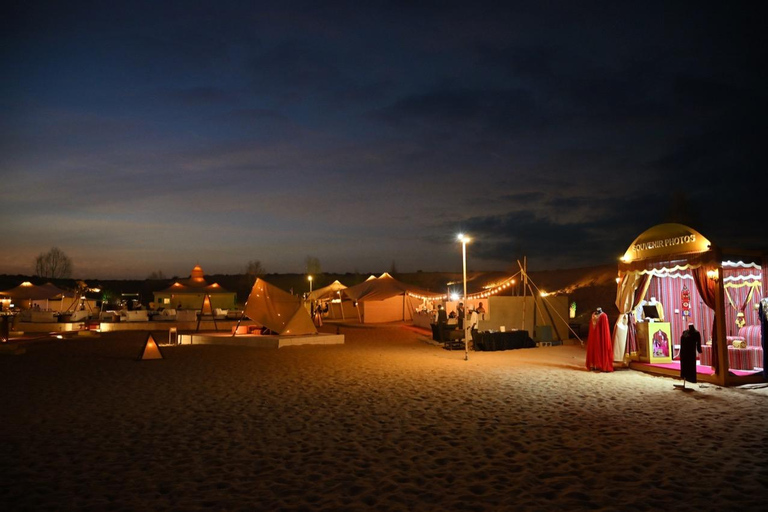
[1,324,767,511]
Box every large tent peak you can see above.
[308,280,348,302]
[244,278,317,335]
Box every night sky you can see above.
[2,1,766,279]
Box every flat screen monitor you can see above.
[643,304,660,319]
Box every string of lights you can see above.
[406,271,523,302]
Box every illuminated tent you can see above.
[0,281,68,309]
[307,280,347,302]
[342,273,444,323]
[153,265,236,310]
[244,279,317,335]
[0,281,66,301]
[307,279,355,319]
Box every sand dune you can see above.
[1,325,766,511]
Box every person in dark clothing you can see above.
[679,323,702,388]
[437,305,448,325]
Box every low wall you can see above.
[179,332,344,348]
[17,319,252,333]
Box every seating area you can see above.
[19,310,92,323]
[472,330,536,351]
[19,310,58,323]
[701,325,763,371]
[151,308,177,321]
[119,310,149,322]
[430,323,465,350]
[61,310,90,322]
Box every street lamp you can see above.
[308,275,314,294]
[457,233,471,361]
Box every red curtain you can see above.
[692,266,719,372]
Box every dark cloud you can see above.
[373,88,540,134]
[444,191,688,269]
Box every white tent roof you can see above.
[0,281,67,300]
[308,280,347,302]
[244,279,317,335]
[343,273,443,302]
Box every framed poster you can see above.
[648,322,672,363]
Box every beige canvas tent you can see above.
[0,281,68,309]
[244,279,317,335]
[342,273,443,323]
[307,280,347,302]
[153,265,236,310]
[307,279,355,320]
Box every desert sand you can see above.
[1,324,767,511]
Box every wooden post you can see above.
[714,265,729,386]
[521,256,527,331]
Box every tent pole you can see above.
[519,262,583,343]
[232,310,247,337]
[521,256,527,331]
[232,278,255,337]
[526,282,544,339]
[539,295,563,341]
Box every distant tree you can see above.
[245,260,265,278]
[305,255,321,275]
[34,247,73,279]
[389,260,398,276]
[147,270,166,280]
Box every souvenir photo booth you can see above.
[613,223,766,386]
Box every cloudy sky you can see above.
[2,1,765,279]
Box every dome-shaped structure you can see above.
[621,223,712,264]
[189,265,206,283]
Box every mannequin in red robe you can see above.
[586,308,614,372]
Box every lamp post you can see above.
[458,233,471,361]
[308,275,313,295]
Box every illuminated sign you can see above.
[632,233,697,253]
[622,223,711,263]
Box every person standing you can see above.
[679,323,702,387]
[457,302,465,330]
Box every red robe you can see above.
[586,311,614,372]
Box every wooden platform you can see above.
[178,332,345,348]
[17,320,245,333]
